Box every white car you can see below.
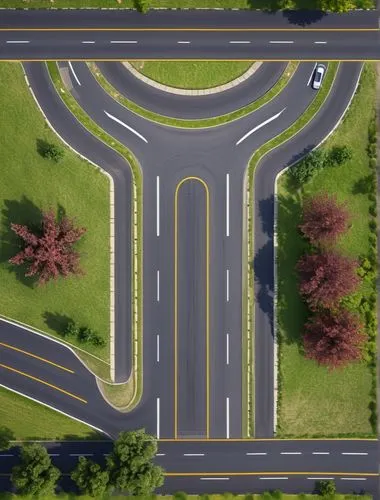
[312,64,326,90]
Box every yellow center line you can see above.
[0,342,74,374]
[175,176,210,439]
[165,471,379,477]
[0,364,87,404]
[0,28,377,32]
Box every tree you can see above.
[11,443,60,496]
[0,426,14,450]
[289,150,325,185]
[304,309,364,368]
[315,478,337,496]
[297,251,360,310]
[299,192,350,245]
[319,0,354,12]
[71,456,109,497]
[107,429,164,495]
[135,0,149,13]
[325,145,352,167]
[9,210,86,285]
[40,142,65,163]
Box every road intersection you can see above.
[0,7,378,496]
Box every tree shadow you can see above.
[352,175,374,195]
[258,194,274,238]
[36,138,52,159]
[1,196,43,287]
[43,311,72,336]
[282,9,327,26]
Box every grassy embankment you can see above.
[276,64,377,437]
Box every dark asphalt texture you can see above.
[96,62,287,120]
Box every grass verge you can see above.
[47,61,142,410]
[0,386,102,440]
[88,62,298,129]
[129,61,253,89]
[276,64,377,437]
[0,62,110,378]
[244,61,339,437]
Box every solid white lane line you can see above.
[341,478,367,481]
[156,453,166,456]
[177,41,191,44]
[156,398,160,439]
[156,270,160,302]
[226,397,230,439]
[280,452,302,455]
[156,334,160,363]
[269,40,294,44]
[110,40,138,44]
[201,478,230,481]
[341,452,368,456]
[6,40,30,44]
[314,41,327,44]
[229,40,251,44]
[312,452,330,455]
[246,452,267,456]
[260,477,288,480]
[307,63,318,86]
[82,41,95,44]
[156,176,160,237]
[226,333,230,365]
[236,108,286,146]
[307,477,334,480]
[226,173,230,237]
[104,111,148,143]
[69,453,93,457]
[184,453,205,457]
[226,269,230,302]
[68,61,81,86]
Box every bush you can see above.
[135,0,149,13]
[325,145,353,167]
[63,320,105,347]
[290,150,325,184]
[315,479,336,496]
[40,143,64,163]
[63,320,79,338]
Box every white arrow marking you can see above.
[104,111,148,143]
[68,61,81,86]
[236,108,286,146]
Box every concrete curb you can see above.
[23,66,116,382]
[272,63,362,435]
[122,61,262,96]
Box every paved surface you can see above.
[97,61,287,119]
[0,10,378,60]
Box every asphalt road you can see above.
[96,62,287,120]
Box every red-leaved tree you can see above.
[9,210,86,285]
[299,192,350,246]
[303,309,364,368]
[297,251,360,310]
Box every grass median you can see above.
[88,61,298,129]
[47,61,143,411]
[276,64,376,437]
[244,62,339,437]
[0,62,110,380]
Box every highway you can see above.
[0,10,378,60]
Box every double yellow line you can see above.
[174,176,210,439]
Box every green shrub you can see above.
[326,145,353,167]
[290,150,325,184]
[63,320,79,338]
[135,0,149,12]
[40,143,64,163]
[316,479,336,496]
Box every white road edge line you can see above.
[200,478,230,481]
[236,108,286,146]
[229,40,251,44]
[226,269,230,302]
[157,270,160,302]
[177,41,191,44]
[307,63,318,87]
[110,40,138,44]
[156,398,160,439]
[156,176,160,237]
[6,40,30,44]
[341,452,368,456]
[280,452,302,455]
[156,334,160,363]
[226,333,230,365]
[184,453,205,457]
[226,173,230,237]
[269,40,294,44]
[246,452,267,456]
[104,110,148,143]
[226,397,230,439]
[68,61,81,87]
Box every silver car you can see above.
[312,64,326,90]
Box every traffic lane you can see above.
[24,62,133,383]
[0,9,377,29]
[0,30,378,60]
[160,474,378,495]
[252,61,363,437]
[96,62,287,120]
[176,179,208,438]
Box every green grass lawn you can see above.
[129,61,253,89]
[276,64,376,437]
[0,63,110,367]
[0,387,102,440]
